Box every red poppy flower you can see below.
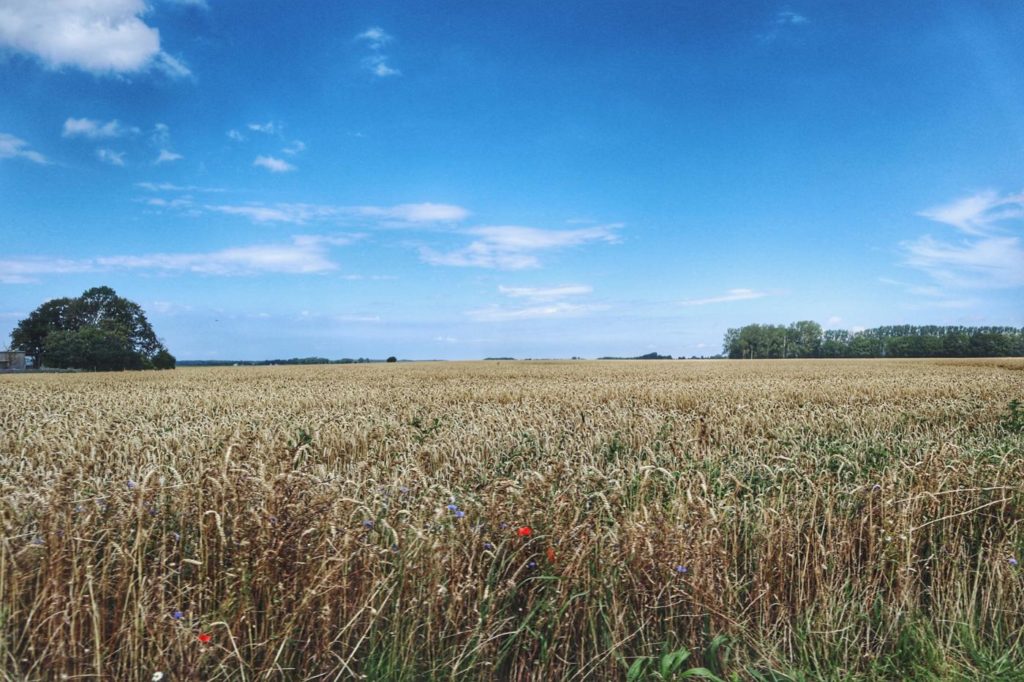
[198,633,212,644]
[546,547,556,563]
[517,526,532,537]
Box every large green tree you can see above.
[10,287,175,370]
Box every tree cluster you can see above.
[11,287,175,371]
[724,322,1024,359]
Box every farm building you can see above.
[0,351,27,370]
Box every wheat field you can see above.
[1,359,1022,680]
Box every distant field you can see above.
[1,359,1022,680]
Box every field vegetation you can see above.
[1,359,1022,680]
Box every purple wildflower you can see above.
[362,520,375,529]
[483,542,495,550]
[127,480,137,490]
[1011,557,1019,567]
[172,610,184,620]
[455,510,466,519]
[527,560,538,569]
[446,504,459,512]
[675,565,688,574]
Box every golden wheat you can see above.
[1,359,1022,680]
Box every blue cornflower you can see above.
[527,560,538,569]
[483,542,495,550]
[455,510,466,519]
[675,565,688,574]
[172,610,184,620]
[446,504,459,512]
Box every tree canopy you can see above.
[10,287,175,370]
[724,322,1024,359]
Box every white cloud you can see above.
[468,302,606,322]
[96,148,126,166]
[498,285,592,300]
[759,9,810,43]
[356,27,400,77]
[775,10,808,25]
[151,122,170,145]
[226,129,245,142]
[248,122,280,135]
[902,235,1024,288]
[0,0,190,76]
[136,182,223,192]
[0,257,92,283]
[207,203,336,223]
[253,155,295,173]
[153,51,191,78]
[62,118,137,139]
[903,190,1024,289]
[363,55,400,77]
[918,189,1024,236]
[155,149,183,164]
[282,140,306,155]
[356,203,469,223]
[421,225,620,269]
[826,315,843,325]
[205,201,470,225]
[144,196,192,209]
[0,235,357,284]
[679,288,768,306]
[0,132,48,164]
[355,26,393,50]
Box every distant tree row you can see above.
[11,287,175,370]
[177,357,395,367]
[724,322,1024,359]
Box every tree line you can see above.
[724,322,1024,359]
[10,287,175,370]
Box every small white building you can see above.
[0,351,27,370]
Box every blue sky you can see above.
[1,1,1022,360]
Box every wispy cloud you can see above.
[759,8,810,43]
[0,257,92,284]
[226,129,245,142]
[282,140,306,156]
[253,155,295,173]
[62,118,138,139]
[679,288,768,306]
[902,235,1024,288]
[0,235,358,283]
[421,225,620,269]
[0,132,48,164]
[355,26,394,50]
[357,203,469,223]
[775,10,808,25]
[903,189,1024,289]
[0,0,190,76]
[362,55,400,77]
[248,122,281,135]
[498,285,593,300]
[155,149,183,164]
[356,26,400,77]
[917,189,1024,236]
[135,182,224,192]
[96,148,126,166]
[468,302,606,322]
[205,202,469,225]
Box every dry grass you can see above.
[1,359,1023,680]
